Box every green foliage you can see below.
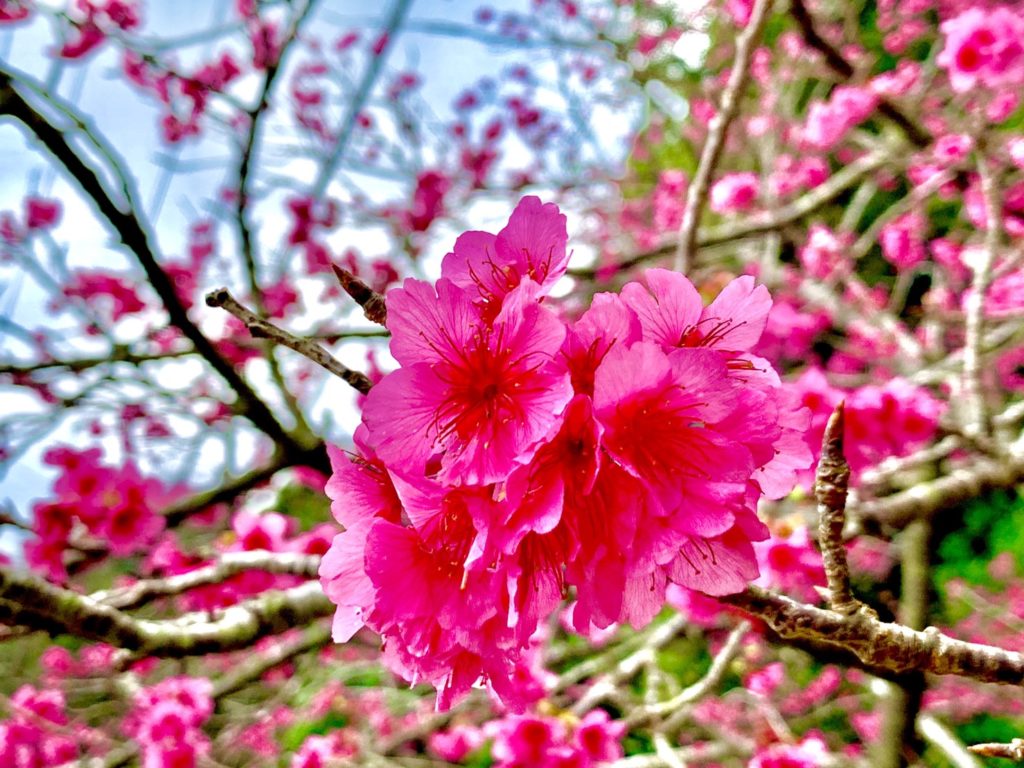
[279,710,349,751]
[463,743,496,768]
[934,489,1024,595]
[275,481,331,531]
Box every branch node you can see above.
[332,264,388,327]
[815,401,860,615]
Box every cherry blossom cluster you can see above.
[0,685,102,767]
[26,447,170,582]
[124,677,214,768]
[321,196,812,707]
[431,710,625,767]
[0,196,61,247]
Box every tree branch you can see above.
[0,565,332,657]
[0,68,302,457]
[721,585,1024,686]
[672,0,772,273]
[92,551,322,610]
[581,147,890,278]
[961,152,1001,439]
[205,287,373,394]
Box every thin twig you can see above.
[919,714,983,768]
[672,0,772,273]
[968,738,1024,761]
[629,620,750,724]
[205,288,373,394]
[722,585,1024,686]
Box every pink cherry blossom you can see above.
[710,171,759,214]
[323,199,811,708]
[938,7,1024,93]
[364,278,571,486]
[441,195,569,315]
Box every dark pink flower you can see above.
[442,195,569,316]
[938,7,1024,93]
[24,197,61,230]
[364,279,571,486]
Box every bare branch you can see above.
[0,564,332,657]
[961,152,1001,439]
[92,551,322,610]
[628,620,750,724]
[722,585,1024,686]
[205,287,373,395]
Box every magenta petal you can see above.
[319,520,376,642]
[494,195,569,291]
[386,278,480,366]
[701,275,772,351]
[666,527,760,596]
[621,268,703,349]
[440,230,502,300]
[593,341,672,413]
[325,440,401,528]
[362,364,444,475]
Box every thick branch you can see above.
[721,585,1024,686]
[206,287,373,394]
[0,565,332,657]
[92,551,322,610]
